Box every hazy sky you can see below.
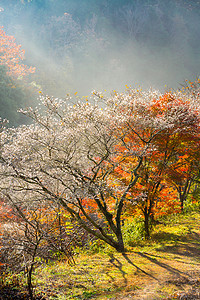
[0,0,200,96]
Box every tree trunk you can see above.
[144,210,150,239]
[178,178,192,213]
[26,240,40,300]
[180,195,184,213]
[27,264,34,300]
[115,232,125,253]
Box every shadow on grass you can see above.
[135,252,187,278]
[153,230,200,257]
[108,253,127,285]
[106,252,159,287]
[152,231,182,243]
[106,229,200,289]
[121,253,158,281]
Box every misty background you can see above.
[0,0,200,124]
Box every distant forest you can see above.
[0,0,200,124]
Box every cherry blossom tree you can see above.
[0,87,199,251]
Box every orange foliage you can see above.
[113,91,200,221]
[0,200,16,223]
[152,185,180,217]
[82,198,99,214]
[0,27,35,78]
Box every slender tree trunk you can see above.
[180,195,184,213]
[27,264,34,300]
[178,178,192,213]
[26,240,40,300]
[144,208,150,239]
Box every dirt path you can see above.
[113,231,200,300]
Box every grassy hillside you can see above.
[1,212,200,299]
